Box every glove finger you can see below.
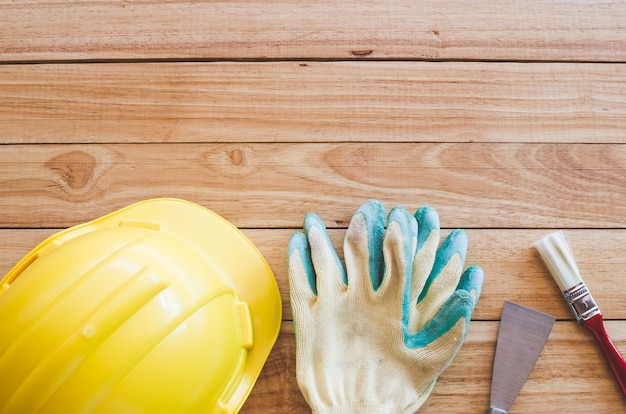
[344,199,386,292]
[411,206,440,301]
[456,265,484,307]
[404,278,481,351]
[304,212,347,297]
[288,231,317,299]
[416,206,440,251]
[409,229,467,333]
[381,206,417,300]
[418,228,467,303]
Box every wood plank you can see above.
[3,62,626,144]
[3,229,626,321]
[242,321,626,413]
[0,143,624,229]
[2,1,626,62]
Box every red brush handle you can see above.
[582,313,626,397]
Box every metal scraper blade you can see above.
[489,301,555,414]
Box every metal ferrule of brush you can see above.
[487,407,508,414]
[563,282,601,322]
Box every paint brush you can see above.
[534,230,626,396]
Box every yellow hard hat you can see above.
[0,198,281,414]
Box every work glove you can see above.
[288,200,483,414]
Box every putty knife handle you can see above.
[487,407,507,414]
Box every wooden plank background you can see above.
[1,1,626,412]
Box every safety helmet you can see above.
[0,198,282,414]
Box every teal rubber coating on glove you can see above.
[288,232,317,295]
[416,229,468,303]
[415,206,440,249]
[404,266,484,348]
[457,265,484,294]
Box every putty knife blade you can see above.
[488,301,555,413]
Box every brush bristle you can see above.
[534,230,583,292]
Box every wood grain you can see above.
[2,1,626,62]
[0,143,623,229]
[3,62,626,144]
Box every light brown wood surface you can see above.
[2,0,626,62]
[3,62,626,144]
[2,1,626,413]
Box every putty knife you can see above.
[488,301,555,414]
